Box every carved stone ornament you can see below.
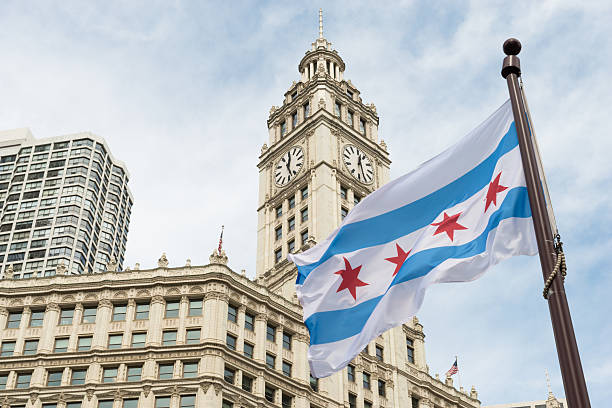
[1,396,10,408]
[29,392,39,405]
[261,143,268,154]
[269,106,277,115]
[470,385,478,399]
[86,388,95,401]
[185,259,192,267]
[4,264,13,279]
[106,256,118,272]
[318,97,326,110]
[209,249,228,265]
[56,261,67,275]
[380,139,388,151]
[200,381,212,394]
[143,384,152,397]
[134,263,140,270]
[213,383,222,395]
[158,253,169,268]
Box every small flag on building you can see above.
[288,100,538,378]
[218,225,224,253]
[446,358,459,377]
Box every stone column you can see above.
[294,332,309,381]
[92,299,112,350]
[309,62,314,79]
[123,299,136,347]
[68,304,83,351]
[236,305,246,353]
[177,296,189,344]
[31,363,45,387]
[86,361,101,383]
[39,303,60,353]
[335,65,340,80]
[254,313,267,362]
[200,383,221,407]
[275,326,283,370]
[15,306,31,354]
[61,366,70,386]
[329,61,335,78]
[147,295,165,346]
[0,308,7,331]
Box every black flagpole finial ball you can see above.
[503,38,522,56]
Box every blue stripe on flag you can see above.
[305,186,531,345]
[296,123,518,285]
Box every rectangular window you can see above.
[335,102,341,118]
[364,401,373,408]
[47,370,63,386]
[0,373,7,389]
[360,118,366,134]
[275,226,282,241]
[282,361,292,377]
[242,374,253,392]
[222,401,233,408]
[348,393,357,408]
[155,397,170,408]
[291,112,298,128]
[310,374,319,392]
[180,395,195,408]
[30,310,44,327]
[7,311,22,328]
[288,239,295,253]
[108,333,123,349]
[188,299,202,316]
[265,385,276,402]
[412,397,420,408]
[276,205,282,218]
[112,304,126,321]
[16,372,32,388]
[23,339,38,355]
[227,304,238,323]
[123,400,138,408]
[162,330,177,346]
[54,338,69,353]
[67,403,81,408]
[132,332,146,348]
[341,207,348,220]
[347,110,354,125]
[288,196,295,209]
[301,229,308,245]
[165,300,180,318]
[71,369,87,385]
[363,372,371,389]
[354,194,361,205]
[303,102,310,119]
[375,345,384,362]
[301,207,308,222]
[77,336,92,351]
[243,342,254,359]
[288,217,295,231]
[183,362,198,378]
[347,364,355,382]
[158,363,174,379]
[282,332,292,350]
[103,367,117,383]
[186,328,201,344]
[266,353,276,369]
[226,333,237,350]
[282,394,292,408]
[301,186,308,200]
[378,379,386,397]
[280,121,287,137]
[135,303,149,319]
[406,337,415,363]
[223,366,235,384]
[245,313,256,331]
[266,324,276,342]
[340,186,347,200]
[59,308,74,325]
[127,365,142,382]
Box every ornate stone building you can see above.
[0,11,481,408]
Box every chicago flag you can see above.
[288,100,538,378]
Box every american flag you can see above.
[446,358,458,377]
[218,225,224,253]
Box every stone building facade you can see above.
[0,252,480,408]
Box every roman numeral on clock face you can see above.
[342,145,373,184]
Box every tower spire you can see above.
[319,8,323,39]
[546,369,553,396]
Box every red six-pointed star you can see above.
[431,211,468,241]
[335,257,369,300]
[485,172,508,212]
[385,243,411,276]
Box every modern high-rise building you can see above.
[0,128,132,278]
[0,12,482,408]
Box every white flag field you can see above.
[288,100,538,378]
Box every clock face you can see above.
[275,146,304,186]
[343,145,374,184]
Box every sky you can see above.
[1,0,611,405]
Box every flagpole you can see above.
[456,355,462,391]
[501,38,591,407]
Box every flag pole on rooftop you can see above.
[501,38,591,407]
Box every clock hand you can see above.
[286,153,291,173]
[357,154,365,180]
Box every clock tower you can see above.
[256,10,391,300]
